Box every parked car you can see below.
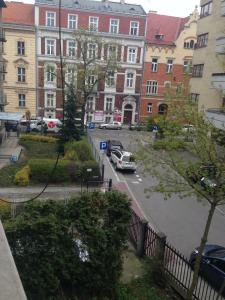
[106,140,123,157]
[110,149,136,172]
[5,121,18,132]
[190,244,225,293]
[99,121,122,130]
[30,118,62,133]
[129,123,146,131]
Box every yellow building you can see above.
[2,1,36,117]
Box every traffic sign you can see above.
[88,122,95,129]
[100,141,108,150]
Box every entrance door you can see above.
[123,104,133,124]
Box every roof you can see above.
[2,1,34,26]
[35,0,146,16]
[146,13,189,46]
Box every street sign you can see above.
[100,141,108,150]
[88,122,95,129]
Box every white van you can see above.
[30,118,62,133]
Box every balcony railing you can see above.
[0,28,6,43]
[215,37,225,54]
[0,92,7,105]
[221,0,225,16]
[211,73,225,91]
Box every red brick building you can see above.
[140,9,198,121]
[35,0,146,124]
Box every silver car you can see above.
[99,121,122,130]
[110,150,136,172]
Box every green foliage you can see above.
[153,139,185,151]
[14,165,30,186]
[212,128,225,146]
[0,200,11,221]
[4,191,131,299]
[146,116,156,131]
[64,140,93,161]
[19,140,58,159]
[20,134,57,143]
[0,162,26,187]
[63,149,79,161]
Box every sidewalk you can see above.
[0,136,21,169]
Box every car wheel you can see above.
[114,162,118,171]
[190,259,195,270]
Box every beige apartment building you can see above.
[190,0,225,129]
[2,1,36,117]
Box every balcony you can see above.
[0,92,7,106]
[221,0,225,16]
[205,108,225,130]
[211,73,225,92]
[215,37,225,54]
[0,28,6,43]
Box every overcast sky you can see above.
[7,0,200,17]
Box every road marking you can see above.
[216,206,225,217]
[136,174,140,178]
[138,178,142,182]
[132,181,139,184]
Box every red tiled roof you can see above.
[3,1,34,26]
[146,13,189,46]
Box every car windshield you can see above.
[112,145,122,150]
[122,155,135,162]
[208,249,225,258]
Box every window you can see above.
[147,103,152,113]
[17,67,26,82]
[107,71,115,87]
[88,74,96,86]
[89,16,98,32]
[146,80,158,95]
[200,1,212,17]
[110,19,119,34]
[67,67,76,84]
[46,93,55,107]
[46,12,56,27]
[46,39,56,55]
[184,40,195,49]
[17,41,25,55]
[183,60,192,73]
[151,58,158,72]
[105,97,113,111]
[67,40,76,57]
[88,43,97,59]
[108,45,117,60]
[192,64,204,77]
[164,81,171,88]
[197,33,209,48]
[166,59,173,73]
[176,83,183,94]
[87,96,94,110]
[18,94,26,107]
[126,72,134,88]
[130,21,139,36]
[105,116,111,123]
[190,93,200,104]
[46,65,55,82]
[127,47,137,63]
[68,14,77,29]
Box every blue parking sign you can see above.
[100,141,108,150]
[89,122,95,129]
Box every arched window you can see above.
[158,104,168,115]
[190,40,194,49]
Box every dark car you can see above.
[186,164,217,190]
[5,121,18,132]
[129,123,146,131]
[190,244,225,292]
[106,140,123,157]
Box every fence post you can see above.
[137,219,148,258]
[155,232,166,260]
[108,178,112,191]
[101,164,105,181]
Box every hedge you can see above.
[153,139,185,151]
[64,140,93,161]
[14,165,30,186]
[28,159,100,183]
[20,134,57,144]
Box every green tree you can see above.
[4,191,131,299]
[138,99,225,299]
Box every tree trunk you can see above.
[81,104,86,133]
[186,202,216,300]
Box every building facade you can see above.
[2,2,36,117]
[190,0,225,129]
[0,0,6,144]
[35,0,146,124]
[140,8,198,121]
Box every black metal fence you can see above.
[129,210,225,300]
[87,132,104,180]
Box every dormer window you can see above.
[184,39,196,49]
[155,34,164,40]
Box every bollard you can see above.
[137,219,148,258]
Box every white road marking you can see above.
[136,174,140,178]
[138,178,142,182]
[132,181,140,184]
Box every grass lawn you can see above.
[0,140,58,187]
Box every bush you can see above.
[63,149,79,161]
[153,139,185,151]
[14,165,30,186]
[28,159,100,183]
[64,140,93,161]
[20,134,57,144]
[0,200,11,221]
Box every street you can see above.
[89,128,225,258]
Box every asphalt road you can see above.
[89,128,225,258]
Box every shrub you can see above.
[64,140,93,161]
[153,139,185,151]
[63,149,79,161]
[20,134,57,144]
[0,200,11,221]
[14,165,30,186]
